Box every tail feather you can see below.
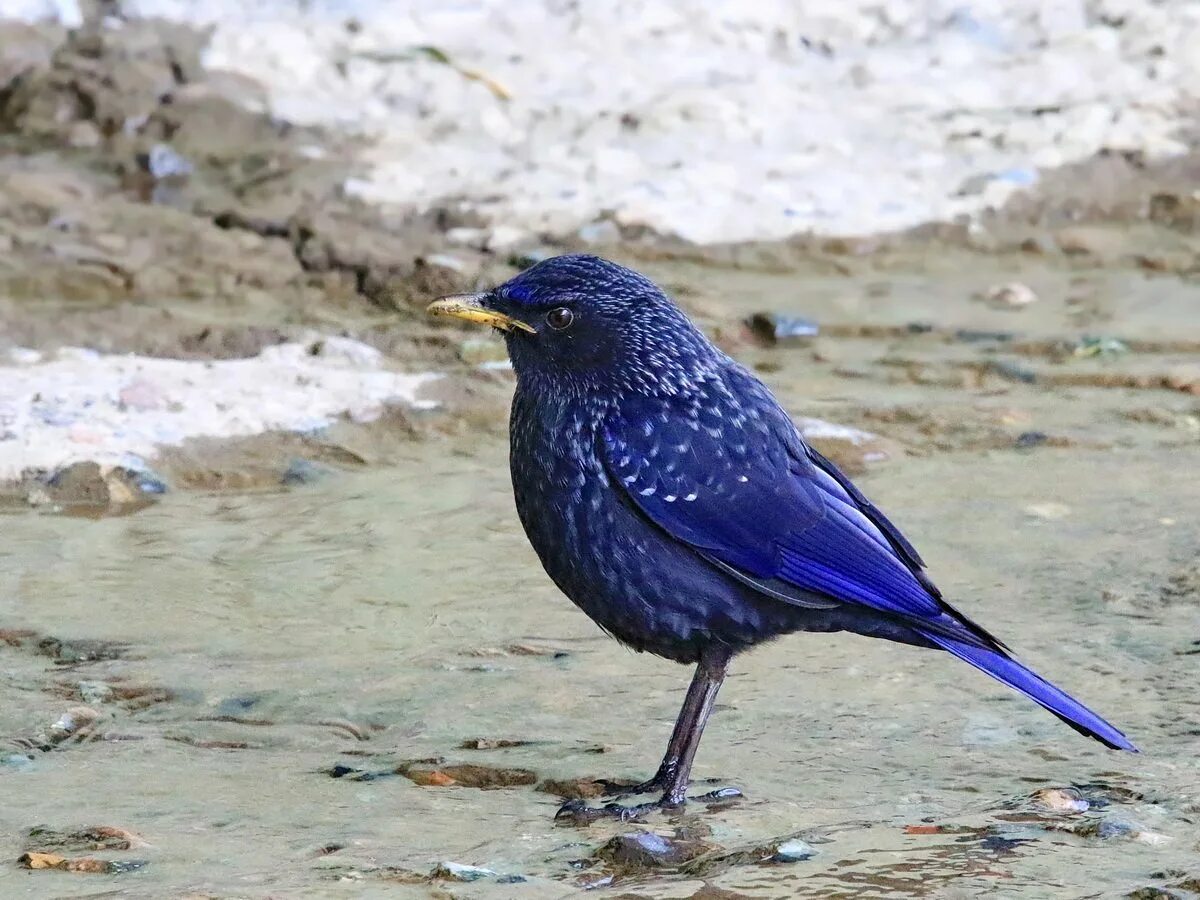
[919,630,1137,752]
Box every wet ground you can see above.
[3,12,1200,899]
[3,248,1199,896]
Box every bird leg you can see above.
[557,645,738,823]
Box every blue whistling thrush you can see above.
[427,254,1136,821]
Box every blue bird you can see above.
[427,254,1136,820]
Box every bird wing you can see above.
[599,368,1141,751]
[600,368,1000,648]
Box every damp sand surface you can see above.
[1,258,1199,897]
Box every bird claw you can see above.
[554,787,743,826]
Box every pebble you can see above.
[1031,787,1090,814]
[537,777,611,800]
[42,462,162,513]
[118,378,169,412]
[6,347,43,365]
[457,338,509,366]
[747,312,820,345]
[576,220,621,245]
[47,706,100,744]
[18,852,148,874]
[422,252,469,274]
[1025,502,1071,520]
[595,830,713,870]
[983,282,1039,309]
[431,862,497,882]
[145,143,194,180]
[1014,431,1050,449]
[508,248,555,269]
[280,458,331,486]
[459,738,532,750]
[797,417,895,474]
[397,761,537,789]
[2,753,35,771]
[769,838,818,862]
[77,681,115,705]
[1054,226,1123,258]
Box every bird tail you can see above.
[917,629,1138,752]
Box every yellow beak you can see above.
[426,293,536,334]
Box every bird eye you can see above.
[545,307,574,330]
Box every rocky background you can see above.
[0,0,1198,505]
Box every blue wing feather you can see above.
[600,368,955,631]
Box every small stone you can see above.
[983,282,1038,309]
[307,336,384,368]
[77,681,115,705]
[2,753,34,771]
[457,338,509,366]
[459,738,531,750]
[400,763,537,789]
[770,838,818,862]
[595,831,712,870]
[6,347,42,365]
[47,706,101,743]
[144,144,193,181]
[431,861,497,882]
[1025,502,1071,520]
[19,852,65,870]
[42,463,160,513]
[1014,431,1049,449]
[26,825,148,852]
[509,248,554,269]
[486,226,529,251]
[281,459,331,486]
[118,378,168,411]
[1054,226,1123,258]
[797,418,895,474]
[1031,787,1090,814]
[18,852,145,874]
[66,121,102,148]
[577,220,621,245]
[537,777,610,799]
[1072,336,1129,358]
[422,253,469,273]
[747,312,820,345]
[405,769,458,787]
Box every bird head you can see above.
[427,254,718,398]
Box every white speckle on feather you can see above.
[664,494,677,502]
[639,485,657,496]
[684,492,698,501]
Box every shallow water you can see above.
[2,258,1200,898]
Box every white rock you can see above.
[0,341,440,481]
[46,0,1194,243]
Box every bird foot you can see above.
[554,787,742,826]
[596,775,668,799]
